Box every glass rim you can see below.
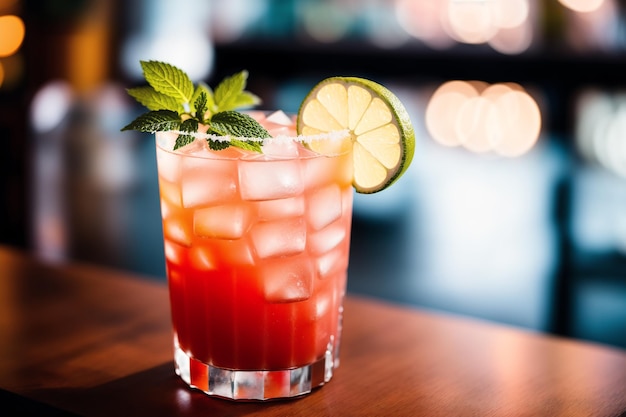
[155,130,353,160]
[156,128,351,144]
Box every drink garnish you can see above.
[122,61,416,194]
[297,76,415,194]
[121,61,270,152]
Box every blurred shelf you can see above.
[212,40,626,87]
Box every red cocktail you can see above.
[156,112,353,400]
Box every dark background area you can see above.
[1,0,626,350]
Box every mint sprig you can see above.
[121,61,269,152]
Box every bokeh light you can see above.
[209,0,268,43]
[0,11,26,88]
[395,0,455,50]
[559,0,605,13]
[425,80,541,157]
[562,0,618,51]
[494,0,529,28]
[121,0,213,82]
[575,90,626,178]
[298,1,353,43]
[29,81,74,133]
[394,0,534,54]
[0,14,24,57]
[488,21,533,55]
[446,0,500,44]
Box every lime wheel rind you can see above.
[297,76,415,194]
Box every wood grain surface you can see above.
[1,246,625,417]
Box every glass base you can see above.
[173,341,336,401]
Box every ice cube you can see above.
[238,159,304,201]
[261,139,299,157]
[164,240,185,264]
[160,199,172,220]
[312,292,332,319]
[303,152,353,189]
[266,125,293,138]
[162,218,193,246]
[176,138,206,154]
[257,196,305,221]
[261,257,314,302]
[193,204,252,239]
[189,246,217,270]
[265,110,293,126]
[156,146,182,183]
[315,247,347,279]
[181,157,238,208]
[261,111,297,139]
[308,222,347,255]
[216,238,255,266]
[307,185,343,231]
[159,180,182,207]
[156,131,178,150]
[246,110,267,124]
[251,218,306,258]
[168,269,184,286]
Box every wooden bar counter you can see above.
[1,245,625,416]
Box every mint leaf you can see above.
[127,86,184,113]
[174,118,199,150]
[121,110,181,132]
[207,139,231,151]
[234,91,262,109]
[208,111,269,153]
[210,111,271,139]
[231,138,263,153]
[122,62,267,154]
[191,83,215,117]
[141,61,194,106]
[214,71,260,112]
[194,92,208,121]
[214,71,246,111]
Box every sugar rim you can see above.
[160,129,351,144]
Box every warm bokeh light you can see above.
[0,14,24,57]
[446,0,500,44]
[456,95,496,153]
[559,0,605,13]
[67,23,111,93]
[425,80,481,147]
[0,62,4,87]
[491,89,541,157]
[394,0,534,54]
[489,19,533,55]
[425,80,541,157]
[394,0,454,50]
[494,0,529,29]
[562,0,617,51]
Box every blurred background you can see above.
[1,0,626,349]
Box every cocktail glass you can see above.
[155,113,353,400]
